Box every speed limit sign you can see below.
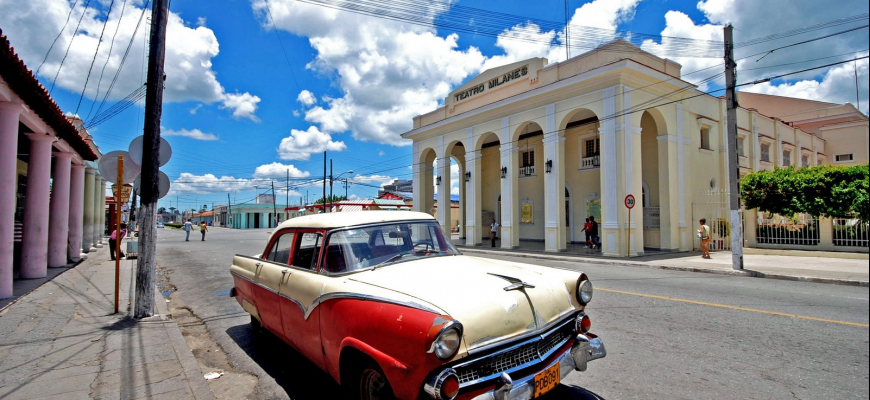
[625,194,636,209]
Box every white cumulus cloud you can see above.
[0,0,261,120]
[297,90,316,106]
[277,126,347,161]
[253,162,312,179]
[163,128,219,141]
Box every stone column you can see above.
[83,167,96,252]
[599,87,620,256]
[48,152,73,267]
[68,162,86,261]
[96,177,106,246]
[20,133,56,279]
[499,141,520,249]
[436,157,450,235]
[0,102,24,299]
[543,104,567,252]
[465,147,482,246]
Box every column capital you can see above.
[25,132,57,143]
[85,167,97,174]
[0,101,26,114]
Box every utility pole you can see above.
[564,0,570,60]
[344,178,348,199]
[724,24,744,271]
[329,159,333,212]
[322,151,327,214]
[227,192,232,229]
[271,181,277,228]
[285,169,289,212]
[135,0,169,318]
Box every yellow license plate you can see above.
[533,362,560,398]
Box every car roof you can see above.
[276,210,436,230]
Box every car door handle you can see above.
[281,269,291,282]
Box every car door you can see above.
[255,229,296,339]
[279,231,329,368]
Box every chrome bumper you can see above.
[470,334,606,400]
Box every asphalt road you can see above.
[155,226,869,400]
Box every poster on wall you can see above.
[586,199,601,221]
[521,202,533,224]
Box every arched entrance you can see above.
[561,109,601,249]
[475,132,500,245]
[640,109,666,250]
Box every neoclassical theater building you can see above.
[402,40,867,257]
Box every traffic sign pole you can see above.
[115,155,123,314]
[624,194,636,258]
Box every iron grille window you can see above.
[801,154,809,166]
[782,149,791,166]
[737,136,745,156]
[585,138,600,157]
[760,143,771,162]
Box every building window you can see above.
[584,138,600,158]
[835,153,854,162]
[520,149,535,176]
[760,143,771,162]
[737,136,745,156]
[801,154,809,167]
[817,157,824,165]
[700,127,711,150]
[782,149,791,166]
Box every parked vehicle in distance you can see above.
[229,211,605,400]
[157,222,165,228]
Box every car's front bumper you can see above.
[469,334,606,400]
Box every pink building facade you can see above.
[1,29,105,299]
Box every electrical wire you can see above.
[49,0,94,95]
[36,0,81,76]
[85,0,130,122]
[76,0,117,115]
[264,4,301,92]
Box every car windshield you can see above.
[322,221,458,274]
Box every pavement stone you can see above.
[0,244,215,400]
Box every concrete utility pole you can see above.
[724,24,744,271]
[322,151,327,213]
[135,0,169,318]
[227,193,232,228]
[271,181,277,228]
[329,159,333,212]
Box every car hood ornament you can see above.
[488,273,536,291]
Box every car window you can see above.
[264,232,294,264]
[292,232,322,270]
[325,222,456,274]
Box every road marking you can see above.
[598,288,869,328]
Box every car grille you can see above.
[454,320,574,385]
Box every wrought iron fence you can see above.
[833,217,869,247]
[643,207,660,229]
[756,213,819,245]
[691,190,739,251]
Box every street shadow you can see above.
[226,323,343,400]
[544,384,608,399]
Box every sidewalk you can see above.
[0,246,214,400]
[458,246,869,287]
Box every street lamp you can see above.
[330,170,353,211]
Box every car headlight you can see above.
[429,321,463,360]
[575,274,593,306]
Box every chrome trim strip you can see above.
[468,310,576,354]
[469,347,576,400]
[231,270,279,296]
[303,292,441,320]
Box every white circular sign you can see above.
[128,135,172,167]
[133,171,171,199]
[98,150,141,184]
[625,194,636,209]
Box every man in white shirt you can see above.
[490,219,499,247]
[183,219,192,241]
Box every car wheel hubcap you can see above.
[360,368,388,400]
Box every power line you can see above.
[750,24,868,62]
[736,13,868,47]
[75,0,117,115]
[85,0,130,122]
[36,0,81,76]
[264,4,301,92]
[49,0,94,95]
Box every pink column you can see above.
[0,102,24,299]
[82,167,96,252]
[20,133,56,279]
[94,177,105,247]
[68,162,85,261]
[48,152,73,267]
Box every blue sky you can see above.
[1,0,867,213]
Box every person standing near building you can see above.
[490,219,499,247]
[200,221,208,241]
[183,218,192,241]
[698,218,711,259]
[589,216,600,249]
[109,223,127,261]
[582,218,592,248]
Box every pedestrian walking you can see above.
[183,219,192,241]
[698,218,711,259]
[582,218,592,248]
[589,216,600,249]
[200,221,208,241]
[109,223,127,261]
[490,219,499,247]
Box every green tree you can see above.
[314,195,348,204]
[741,164,869,221]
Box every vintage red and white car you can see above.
[230,211,605,400]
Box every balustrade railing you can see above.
[833,217,868,247]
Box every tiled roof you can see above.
[0,28,98,160]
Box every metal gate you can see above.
[691,190,741,252]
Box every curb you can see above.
[153,284,216,400]
[458,248,869,287]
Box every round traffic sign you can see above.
[625,194,636,209]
